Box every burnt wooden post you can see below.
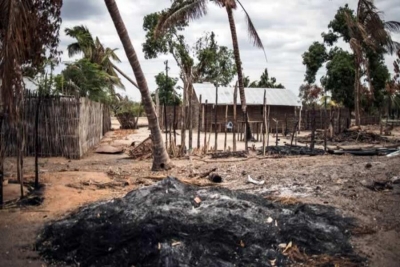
[204,100,208,153]
[169,107,172,149]
[164,103,168,149]
[173,104,177,145]
[224,105,228,151]
[214,84,219,152]
[233,83,237,151]
[197,95,202,149]
[35,91,42,189]
[290,121,299,151]
[188,84,193,151]
[267,106,270,147]
[245,110,249,151]
[262,90,267,156]
[311,104,316,151]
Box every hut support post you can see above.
[197,95,202,149]
[262,90,267,156]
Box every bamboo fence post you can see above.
[173,104,177,146]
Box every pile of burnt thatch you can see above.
[298,129,399,145]
[36,177,363,267]
[259,145,325,156]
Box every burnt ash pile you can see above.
[298,130,399,145]
[37,177,362,267]
[259,145,325,156]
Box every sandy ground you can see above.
[0,119,400,266]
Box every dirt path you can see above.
[1,128,400,266]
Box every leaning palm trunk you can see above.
[226,6,252,142]
[111,62,139,89]
[104,0,171,170]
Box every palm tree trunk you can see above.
[111,62,139,89]
[225,6,252,143]
[104,0,171,171]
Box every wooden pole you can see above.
[233,83,237,152]
[197,95,202,149]
[34,91,42,189]
[164,103,168,149]
[188,84,193,152]
[204,100,208,153]
[267,106,270,147]
[262,90,267,156]
[156,88,160,123]
[181,81,187,155]
[311,104,316,151]
[214,85,219,152]
[224,105,228,151]
[173,103,176,145]
[245,110,248,151]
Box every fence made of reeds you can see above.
[1,92,111,159]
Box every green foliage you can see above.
[143,11,192,68]
[193,32,236,86]
[110,94,144,116]
[152,72,181,106]
[322,48,355,109]
[302,3,397,112]
[64,25,125,95]
[302,42,327,84]
[298,84,323,106]
[366,50,390,110]
[53,59,116,102]
[143,12,235,86]
[322,4,354,45]
[245,68,285,88]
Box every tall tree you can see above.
[153,72,181,106]
[247,68,285,88]
[54,59,119,102]
[325,1,400,125]
[104,0,171,170]
[193,31,236,86]
[0,0,63,203]
[155,0,266,140]
[65,25,138,90]
[302,42,327,85]
[321,48,355,110]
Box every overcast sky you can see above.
[57,0,400,101]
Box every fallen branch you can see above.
[210,150,248,159]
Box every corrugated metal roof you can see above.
[193,83,301,107]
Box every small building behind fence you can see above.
[192,83,302,134]
[1,92,111,159]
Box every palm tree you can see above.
[65,25,139,90]
[104,0,172,171]
[345,0,400,126]
[155,0,266,140]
